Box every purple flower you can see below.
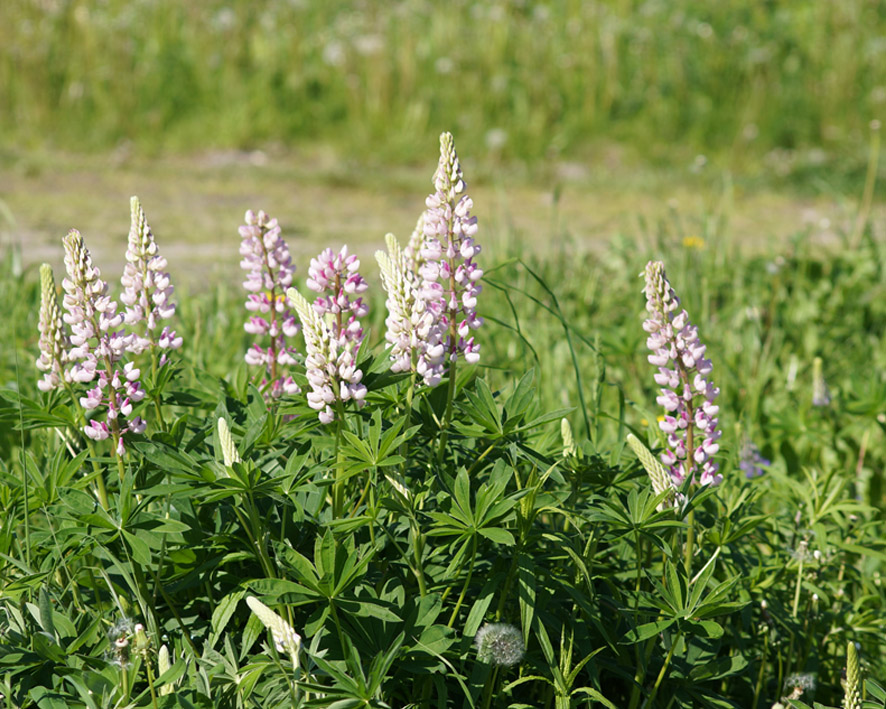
[418,132,483,368]
[643,261,721,486]
[61,229,145,454]
[121,197,182,360]
[739,437,770,478]
[36,263,69,392]
[286,246,368,424]
[239,210,301,399]
[376,233,445,385]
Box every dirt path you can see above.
[0,150,870,288]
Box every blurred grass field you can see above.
[2,0,885,188]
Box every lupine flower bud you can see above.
[626,433,679,510]
[157,644,174,696]
[561,418,577,458]
[62,230,145,453]
[287,246,368,424]
[217,417,241,467]
[474,623,524,666]
[376,233,445,385]
[239,210,301,399]
[812,357,830,407]
[36,264,69,392]
[419,132,483,368]
[121,197,182,360]
[643,261,721,486]
[246,596,301,670]
[844,641,862,709]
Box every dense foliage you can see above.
[2,168,886,708]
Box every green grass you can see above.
[2,0,885,190]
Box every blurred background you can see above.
[1,0,884,284]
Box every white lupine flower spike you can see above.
[246,596,301,670]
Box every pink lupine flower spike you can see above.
[643,261,721,486]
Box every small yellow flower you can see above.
[640,418,649,427]
[682,235,706,250]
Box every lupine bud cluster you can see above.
[239,209,301,398]
[643,261,721,486]
[812,356,830,407]
[287,247,368,425]
[626,433,679,510]
[246,596,302,670]
[844,641,862,709]
[62,230,145,454]
[376,233,445,385]
[36,263,69,392]
[418,132,483,367]
[121,197,182,360]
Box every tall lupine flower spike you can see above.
[626,433,679,510]
[643,261,721,486]
[245,596,302,670]
[239,210,301,399]
[376,233,445,385]
[419,132,483,367]
[287,279,367,424]
[62,230,146,455]
[36,264,69,392]
[843,641,862,709]
[121,197,182,360]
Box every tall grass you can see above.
[3,0,885,176]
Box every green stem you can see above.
[684,509,695,576]
[752,630,769,709]
[333,408,345,517]
[150,346,167,432]
[447,535,478,627]
[411,523,428,597]
[436,358,458,463]
[791,558,804,618]
[144,655,160,709]
[645,630,682,708]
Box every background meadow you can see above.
[1,1,886,708]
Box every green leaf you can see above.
[623,619,675,644]
[211,590,246,642]
[477,527,515,545]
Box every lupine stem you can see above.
[447,535,478,627]
[645,630,682,708]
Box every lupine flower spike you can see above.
[121,197,182,361]
[626,433,679,510]
[376,233,445,385]
[62,230,146,456]
[643,261,721,485]
[36,264,69,392]
[812,356,830,407]
[286,246,368,423]
[419,132,483,368]
[246,596,301,670]
[217,417,241,468]
[844,641,862,709]
[239,210,301,399]
[561,418,577,458]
